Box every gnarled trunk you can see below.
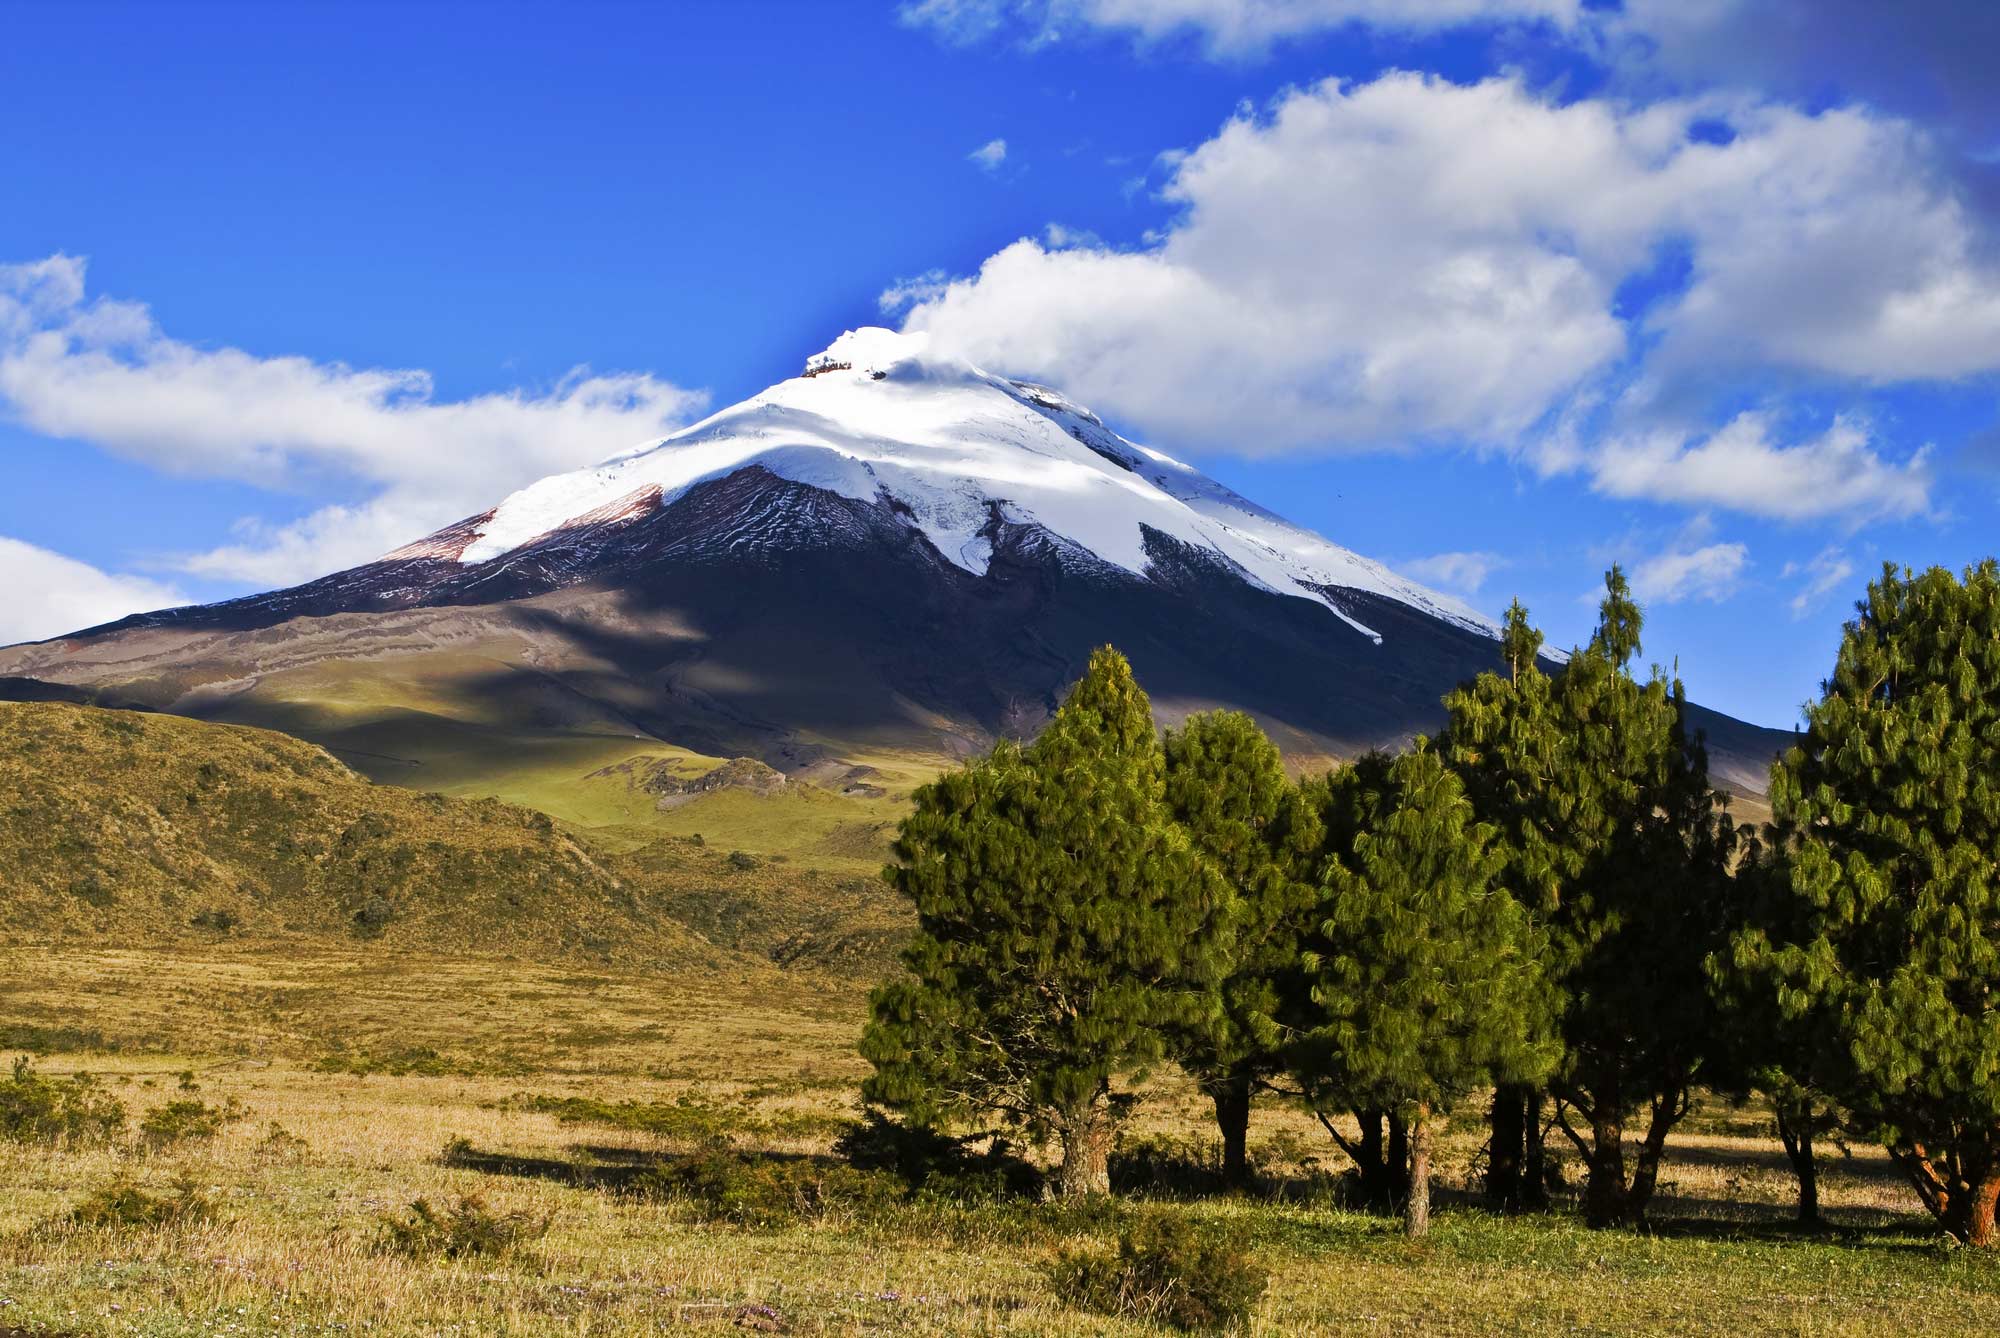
[1209,1070,1253,1190]
[1901,1140,2000,1247]
[1056,1105,1112,1199]
[1625,1089,1683,1225]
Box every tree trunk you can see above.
[1056,1106,1112,1199]
[1487,1085,1526,1209]
[1356,1108,1390,1210]
[1584,1108,1628,1229]
[1626,1092,1681,1225]
[1523,1089,1549,1210]
[1966,1169,2000,1248]
[1388,1110,1412,1205]
[1405,1104,1434,1239]
[1209,1071,1253,1190]
[1773,1098,1821,1226]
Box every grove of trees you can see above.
[860,561,2000,1246]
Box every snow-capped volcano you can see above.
[446,328,1493,644]
[0,327,1793,794]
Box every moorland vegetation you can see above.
[3,559,1999,1335]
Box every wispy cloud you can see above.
[1782,546,1858,619]
[1630,540,1750,605]
[968,137,1009,172]
[1400,550,1505,594]
[0,256,707,584]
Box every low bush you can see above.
[0,1023,108,1054]
[625,1150,902,1227]
[351,896,396,935]
[0,1057,126,1144]
[140,1097,244,1146]
[513,1092,839,1148]
[259,1122,310,1158]
[68,1175,217,1230]
[376,1194,551,1259]
[1048,1213,1268,1334]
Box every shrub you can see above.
[625,1150,901,1227]
[259,1122,310,1158]
[352,896,395,935]
[0,1023,107,1054]
[68,1175,217,1230]
[1048,1213,1267,1333]
[314,1046,459,1077]
[0,1057,126,1144]
[140,1097,244,1146]
[833,1110,1042,1202]
[376,1194,551,1259]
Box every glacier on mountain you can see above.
[453,328,1495,645]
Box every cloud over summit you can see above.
[898,72,1975,525]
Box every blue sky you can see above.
[4,1,1999,729]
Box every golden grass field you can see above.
[4,944,1999,1337]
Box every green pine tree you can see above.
[1448,569,1737,1227]
[1299,740,1555,1237]
[859,647,1234,1197]
[1749,561,2000,1246]
[1162,709,1324,1188]
[1442,597,1564,1209]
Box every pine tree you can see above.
[1750,562,2000,1246]
[1282,753,1414,1210]
[1447,570,1736,1227]
[1442,598,1563,1210]
[859,647,1234,1197]
[1299,741,1555,1237]
[1162,710,1324,1188]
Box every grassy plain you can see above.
[4,945,1998,1337]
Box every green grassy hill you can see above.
[0,701,723,969]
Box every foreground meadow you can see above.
[2,945,1996,1336]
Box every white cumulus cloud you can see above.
[0,256,708,585]
[897,73,1983,524]
[1584,413,1932,525]
[0,536,185,646]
